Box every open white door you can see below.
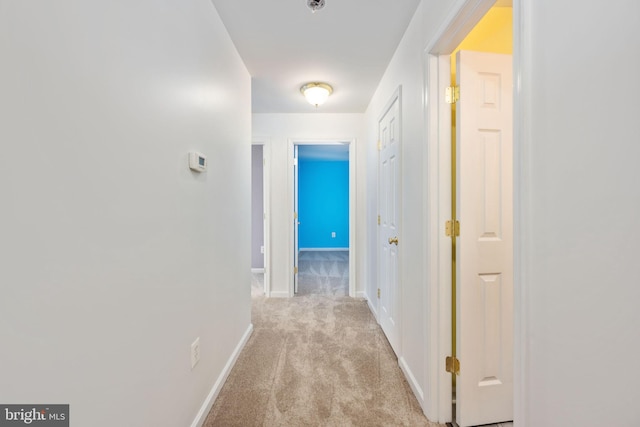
[293,145,299,294]
[455,50,513,427]
[378,94,400,355]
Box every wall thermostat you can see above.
[189,151,207,172]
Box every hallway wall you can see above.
[0,1,252,426]
[517,1,640,425]
[363,0,453,416]
[253,114,366,297]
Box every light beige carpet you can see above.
[204,274,442,427]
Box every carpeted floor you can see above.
[297,250,349,296]
[204,253,443,427]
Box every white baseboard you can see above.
[366,293,378,321]
[299,248,349,252]
[355,290,366,299]
[190,323,254,427]
[269,291,290,298]
[251,268,265,273]
[399,356,425,410]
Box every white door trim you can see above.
[252,139,272,297]
[294,144,299,294]
[512,1,531,425]
[423,52,454,423]
[421,0,509,423]
[287,138,357,298]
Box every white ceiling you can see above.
[211,0,422,113]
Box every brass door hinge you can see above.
[445,85,460,104]
[378,141,382,151]
[378,215,381,225]
[377,288,381,299]
[294,212,298,220]
[294,266,298,274]
[446,356,460,375]
[445,220,460,237]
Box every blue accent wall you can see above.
[298,157,349,249]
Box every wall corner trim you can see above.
[190,323,254,427]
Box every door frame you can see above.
[287,138,357,298]
[252,139,271,297]
[422,0,526,424]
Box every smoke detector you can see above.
[307,0,325,13]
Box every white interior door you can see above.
[378,96,400,355]
[293,145,299,294]
[455,50,513,427]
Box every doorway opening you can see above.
[296,144,350,296]
[450,5,513,427]
[423,0,513,425]
[289,139,356,298]
[252,141,271,297]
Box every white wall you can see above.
[363,0,453,412]
[517,0,640,425]
[0,1,252,426]
[252,114,365,297]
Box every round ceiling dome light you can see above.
[300,82,333,107]
[307,0,325,13]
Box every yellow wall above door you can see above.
[451,6,513,79]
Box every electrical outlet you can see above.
[331,232,336,238]
[260,245,264,254]
[191,337,200,369]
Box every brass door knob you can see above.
[388,237,398,245]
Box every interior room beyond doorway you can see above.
[295,144,350,297]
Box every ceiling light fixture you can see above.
[300,82,333,107]
[307,0,325,13]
